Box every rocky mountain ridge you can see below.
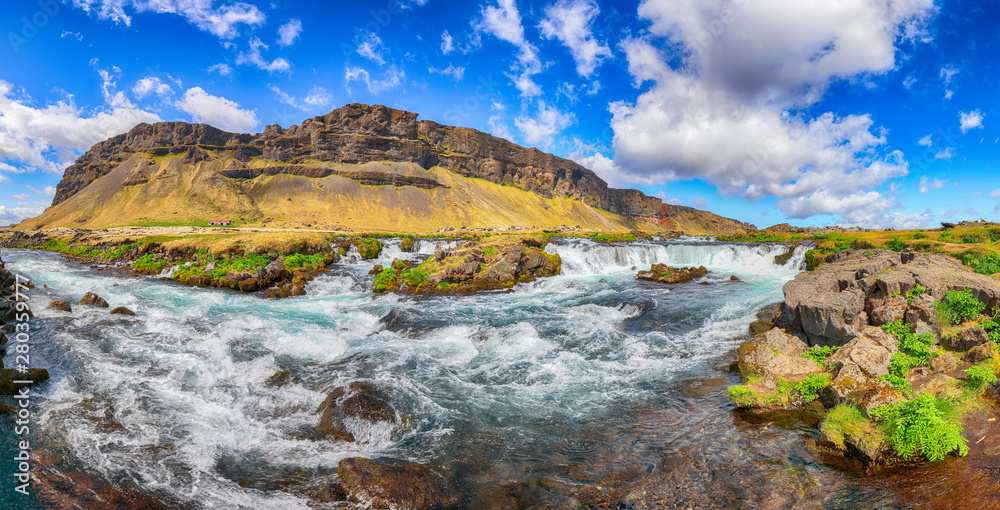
[47,103,753,234]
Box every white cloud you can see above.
[277,19,302,47]
[429,64,465,81]
[539,0,612,78]
[940,66,959,85]
[270,85,332,111]
[69,0,265,39]
[654,191,682,205]
[990,188,1000,199]
[43,185,56,196]
[236,38,291,73]
[10,193,29,200]
[477,0,543,96]
[0,203,48,226]
[132,76,173,99]
[960,110,984,133]
[344,66,405,95]
[691,197,707,209]
[61,31,83,41]
[919,175,946,193]
[944,89,954,100]
[441,30,455,54]
[357,33,387,65]
[934,147,954,160]
[514,101,574,147]
[0,78,161,175]
[917,134,932,147]
[208,63,233,76]
[588,0,935,226]
[174,87,258,133]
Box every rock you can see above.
[737,335,822,381]
[400,237,415,252]
[237,278,259,293]
[110,306,136,316]
[904,294,936,324]
[204,262,217,273]
[930,353,958,372]
[757,328,810,356]
[945,326,989,351]
[964,344,993,363]
[828,363,872,400]
[0,368,50,395]
[866,295,907,327]
[48,300,72,312]
[826,328,897,380]
[915,374,963,399]
[442,261,481,283]
[266,370,292,387]
[637,264,709,285]
[79,292,109,308]
[748,320,773,336]
[263,258,287,280]
[317,382,397,442]
[289,284,307,296]
[337,457,460,510]
[851,380,904,414]
[794,288,868,346]
[226,271,253,282]
[731,275,740,281]
[468,483,534,510]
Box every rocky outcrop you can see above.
[337,457,460,510]
[79,292,109,308]
[637,264,709,284]
[778,250,1000,346]
[48,103,753,233]
[737,328,822,381]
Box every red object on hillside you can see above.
[209,219,232,226]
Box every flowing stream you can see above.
[2,239,994,509]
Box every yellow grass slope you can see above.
[16,154,640,233]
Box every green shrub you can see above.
[284,252,327,271]
[963,252,1000,276]
[870,395,969,462]
[801,345,839,364]
[911,231,929,240]
[990,229,1000,242]
[964,365,998,391]
[209,254,270,279]
[940,289,986,324]
[795,373,831,401]
[939,231,952,240]
[961,234,982,244]
[886,237,906,252]
[905,284,926,304]
[589,232,637,243]
[133,253,170,274]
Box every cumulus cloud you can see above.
[132,76,173,99]
[174,87,258,133]
[207,63,233,76]
[477,0,542,96]
[917,134,932,147]
[441,30,455,54]
[539,0,612,77]
[514,101,575,148]
[0,203,49,227]
[344,66,405,95]
[69,0,265,39]
[277,19,302,47]
[10,193,29,200]
[960,110,984,133]
[0,78,161,176]
[934,147,954,160]
[580,0,935,227]
[236,38,291,73]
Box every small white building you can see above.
[208,219,232,226]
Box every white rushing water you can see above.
[1,239,807,508]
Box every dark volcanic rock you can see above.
[317,381,397,442]
[110,306,136,316]
[48,300,72,312]
[337,457,460,510]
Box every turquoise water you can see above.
[1,239,812,508]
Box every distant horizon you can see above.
[2,0,998,230]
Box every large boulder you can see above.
[317,382,398,442]
[944,326,990,351]
[262,258,287,280]
[637,264,709,285]
[825,327,898,399]
[47,300,72,312]
[866,294,907,327]
[904,294,937,325]
[737,329,822,381]
[337,457,460,510]
[79,292,109,308]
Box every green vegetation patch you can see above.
[869,395,969,462]
[801,345,840,365]
[963,252,1000,276]
[964,365,998,391]
[284,252,327,271]
[939,289,986,325]
[820,404,886,458]
[133,253,170,274]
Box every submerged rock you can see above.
[110,306,136,316]
[337,457,460,510]
[317,381,398,442]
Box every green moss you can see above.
[589,232,637,243]
[727,378,782,409]
[374,268,401,293]
[820,404,886,457]
[353,238,384,260]
[133,253,170,274]
[402,258,438,288]
[284,252,327,271]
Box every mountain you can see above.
[17,103,755,234]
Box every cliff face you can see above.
[48,103,754,233]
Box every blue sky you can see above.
[0,0,997,229]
